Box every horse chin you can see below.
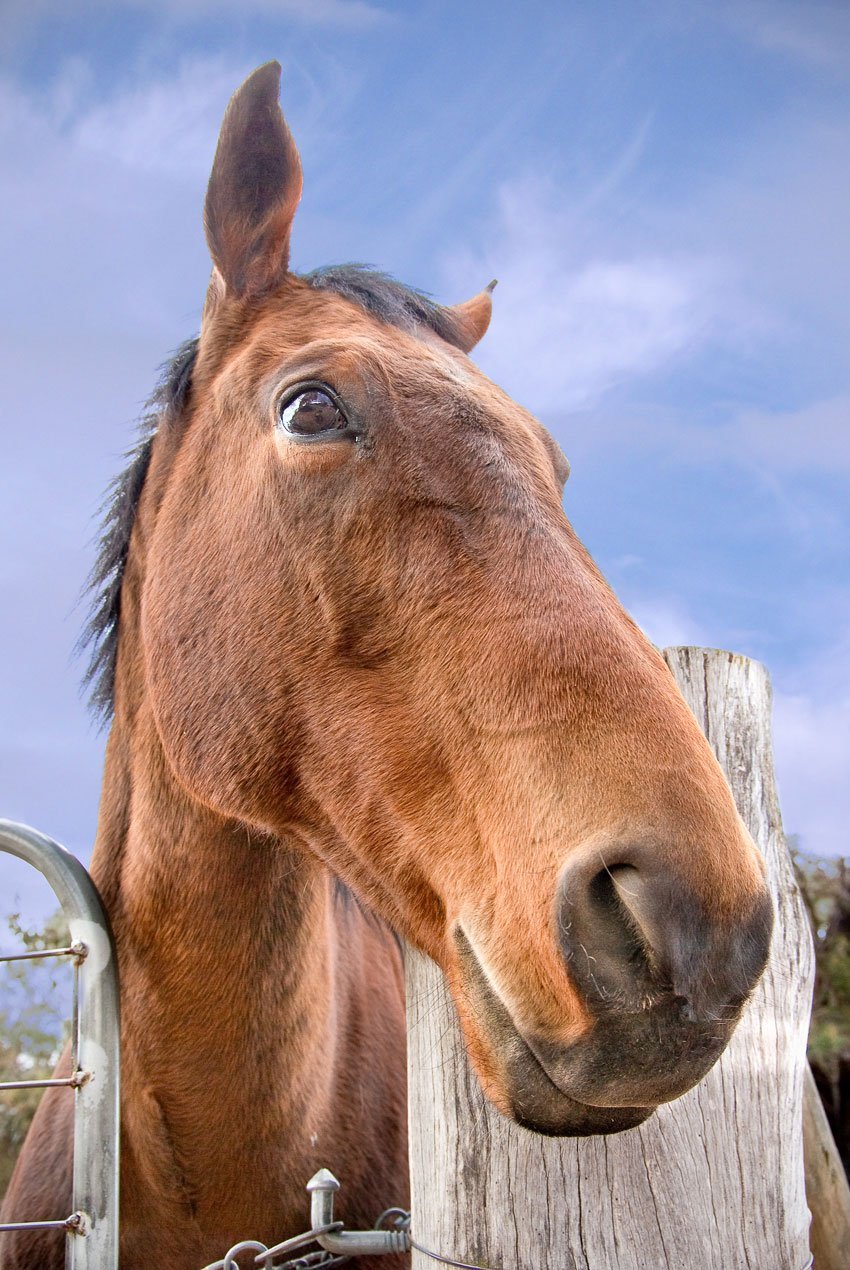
[498,1043,655,1138]
[451,929,655,1138]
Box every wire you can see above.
[409,1234,491,1270]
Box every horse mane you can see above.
[303,264,468,347]
[79,337,199,721]
[80,266,465,719]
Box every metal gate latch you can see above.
[307,1170,410,1257]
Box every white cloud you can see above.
[4,53,337,184]
[710,0,850,73]
[730,395,850,474]
[0,54,344,331]
[608,393,850,478]
[623,596,710,650]
[0,60,238,338]
[673,114,850,349]
[773,624,850,859]
[441,98,850,424]
[72,58,252,177]
[444,95,850,485]
[445,177,736,415]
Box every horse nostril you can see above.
[558,853,773,1020]
[562,863,663,1004]
[605,865,667,975]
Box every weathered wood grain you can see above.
[803,1063,850,1270]
[406,648,816,1269]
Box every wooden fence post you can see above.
[803,1064,850,1270]
[406,648,819,1269]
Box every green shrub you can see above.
[0,911,71,1198]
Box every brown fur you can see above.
[1,63,772,1267]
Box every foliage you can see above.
[0,910,71,1198]
[791,841,850,1174]
[792,845,850,1074]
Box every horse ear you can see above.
[204,62,303,298]
[448,280,497,353]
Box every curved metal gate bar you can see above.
[0,819,120,1270]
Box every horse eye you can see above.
[278,388,348,437]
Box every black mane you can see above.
[80,266,463,718]
[79,337,198,719]
[304,264,467,348]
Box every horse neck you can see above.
[89,694,347,1224]
[82,521,406,1245]
[96,697,334,997]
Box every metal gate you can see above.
[0,819,119,1269]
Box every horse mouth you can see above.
[452,929,654,1137]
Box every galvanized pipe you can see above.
[0,819,120,1270]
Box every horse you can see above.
[1,62,773,1270]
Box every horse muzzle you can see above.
[452,848,773,1135]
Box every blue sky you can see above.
[1,0,848,921]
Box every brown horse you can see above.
[1,63,772,1270]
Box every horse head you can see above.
[139,63,772,1136]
